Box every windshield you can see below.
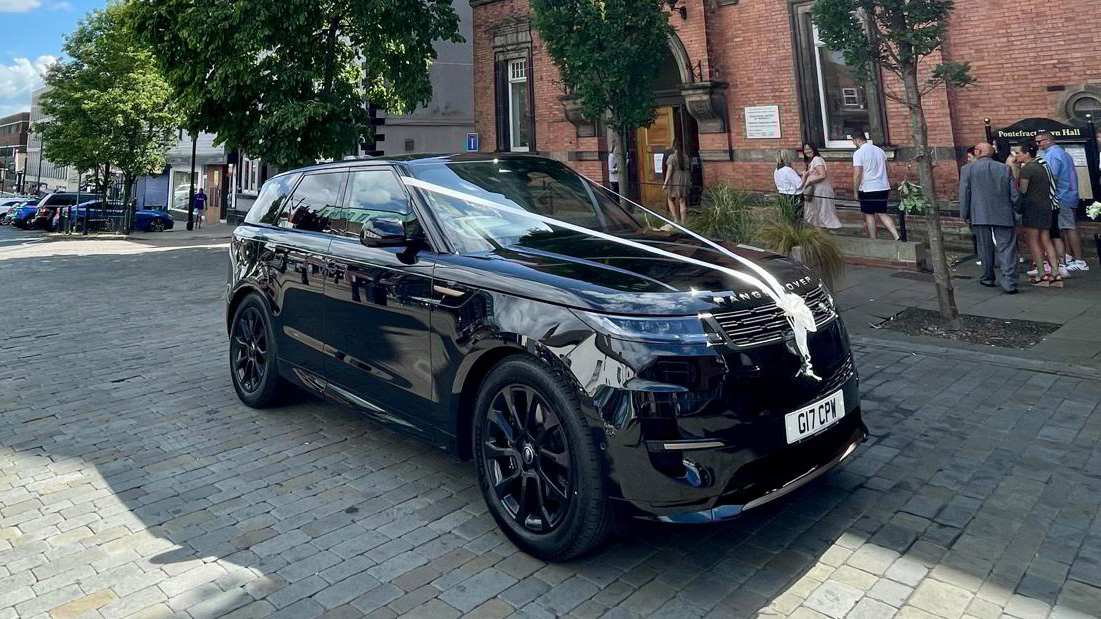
[407,158,646,253]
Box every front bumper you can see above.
[591,319,865,522]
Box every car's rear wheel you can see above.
[230,294,286,408]
[474,357,613,561]
[149,218,165,232]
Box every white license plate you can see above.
[785,390,845,444]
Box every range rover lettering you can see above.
[226,154,866,560]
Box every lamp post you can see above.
[186,131,197,231]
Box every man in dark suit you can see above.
[960,143,1020,293]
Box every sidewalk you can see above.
[835,259,1101,368]
[46,221,236,246]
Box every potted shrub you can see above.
[760,194,845,291]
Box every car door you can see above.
[323,167,437,436]
[261,171,346,383]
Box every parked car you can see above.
[8,204,40,229]
[0,197,30,222]
[66,202,174,232]
[226,154,865,560]
[31,192,96,231]
[133,208,175,232]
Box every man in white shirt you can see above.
[608,142,621,195]
[852,134,900,240]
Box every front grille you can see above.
[710,285,836,348]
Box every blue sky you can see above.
[0,0,105,117]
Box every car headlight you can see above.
[573,310,711,344]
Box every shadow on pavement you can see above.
[1,247,1099,618]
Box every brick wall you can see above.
[471,0,1101,203]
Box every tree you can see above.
[37,2,180,231]
[130,0,462,169]
[531,0,673,201]
[812,0,973,329]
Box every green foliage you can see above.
[531,0,673,136]
[771,193,804,226]
[811,0,973,95]
[760,199,845,288]
[897,179,931,214]
[37,2,179,190]
[688,184,762,242]
[130,0,462,168]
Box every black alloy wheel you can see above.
[232,306,268,394]
[474,357,613,561]
[149,218,165,232]
[483,385,572,532]
[229,294,286,408]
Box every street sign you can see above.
[466,133,479,152]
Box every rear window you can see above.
[245,173,302,225]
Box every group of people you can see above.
[773,134,901,240]
[960,131,1089,293]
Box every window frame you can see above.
[790,0,888,149]
[273,170,348,234]
[334,166,417,240]
[507,59,530,153]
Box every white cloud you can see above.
[0,55,55,114]
[0,0,42,12]
[48,1,71,10]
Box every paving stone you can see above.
[805,580,865,619]
[313,572,382,609]
[909,579,973,618]
[438,567,516,612]
[848,597,899,619]
[348,583,403,614]
[869,578,914,607]
[500,576,552,608]
[533,575,598,615]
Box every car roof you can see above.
[270,152,554,179]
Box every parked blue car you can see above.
[9,204,40,229]
[66,202,175,233]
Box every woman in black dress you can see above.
[1010,138,1062,287]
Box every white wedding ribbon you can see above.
[404,176,821,380]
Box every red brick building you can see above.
[470,0,1101,212]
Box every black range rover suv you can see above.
[226,154,866,560]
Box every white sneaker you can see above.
[1059,265,1071,278]
[1065,261,1079,272]
[1074,260,1090,271]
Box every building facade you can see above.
[25,86,79,194]
[470,0,1101,211]
[371,0,475,156]
[0,112,30,194]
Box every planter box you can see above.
[831,235,932,272]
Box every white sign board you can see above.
[1065,145,1089,167]
[653,153,664,175]
[745,105,782,139]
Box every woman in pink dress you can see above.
[800,143,842,230]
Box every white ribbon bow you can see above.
[403,177,822,380]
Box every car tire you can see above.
[229,293,286,408]
[149,219,165,232]
[473,356,613,561]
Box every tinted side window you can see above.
[245,173,301,225]
[335,170,412,238]
[276,172,346,233]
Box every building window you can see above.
[793,3,884,148]
[508,59,530,152]
[1069,93,1101,125]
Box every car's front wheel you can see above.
[148,218,165,232]
[474,357,613,561]
[229,294,286,408]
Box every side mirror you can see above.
[360,215,408,248]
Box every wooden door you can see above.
[635,106,675,210]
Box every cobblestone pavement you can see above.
[1,239,1100,619]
